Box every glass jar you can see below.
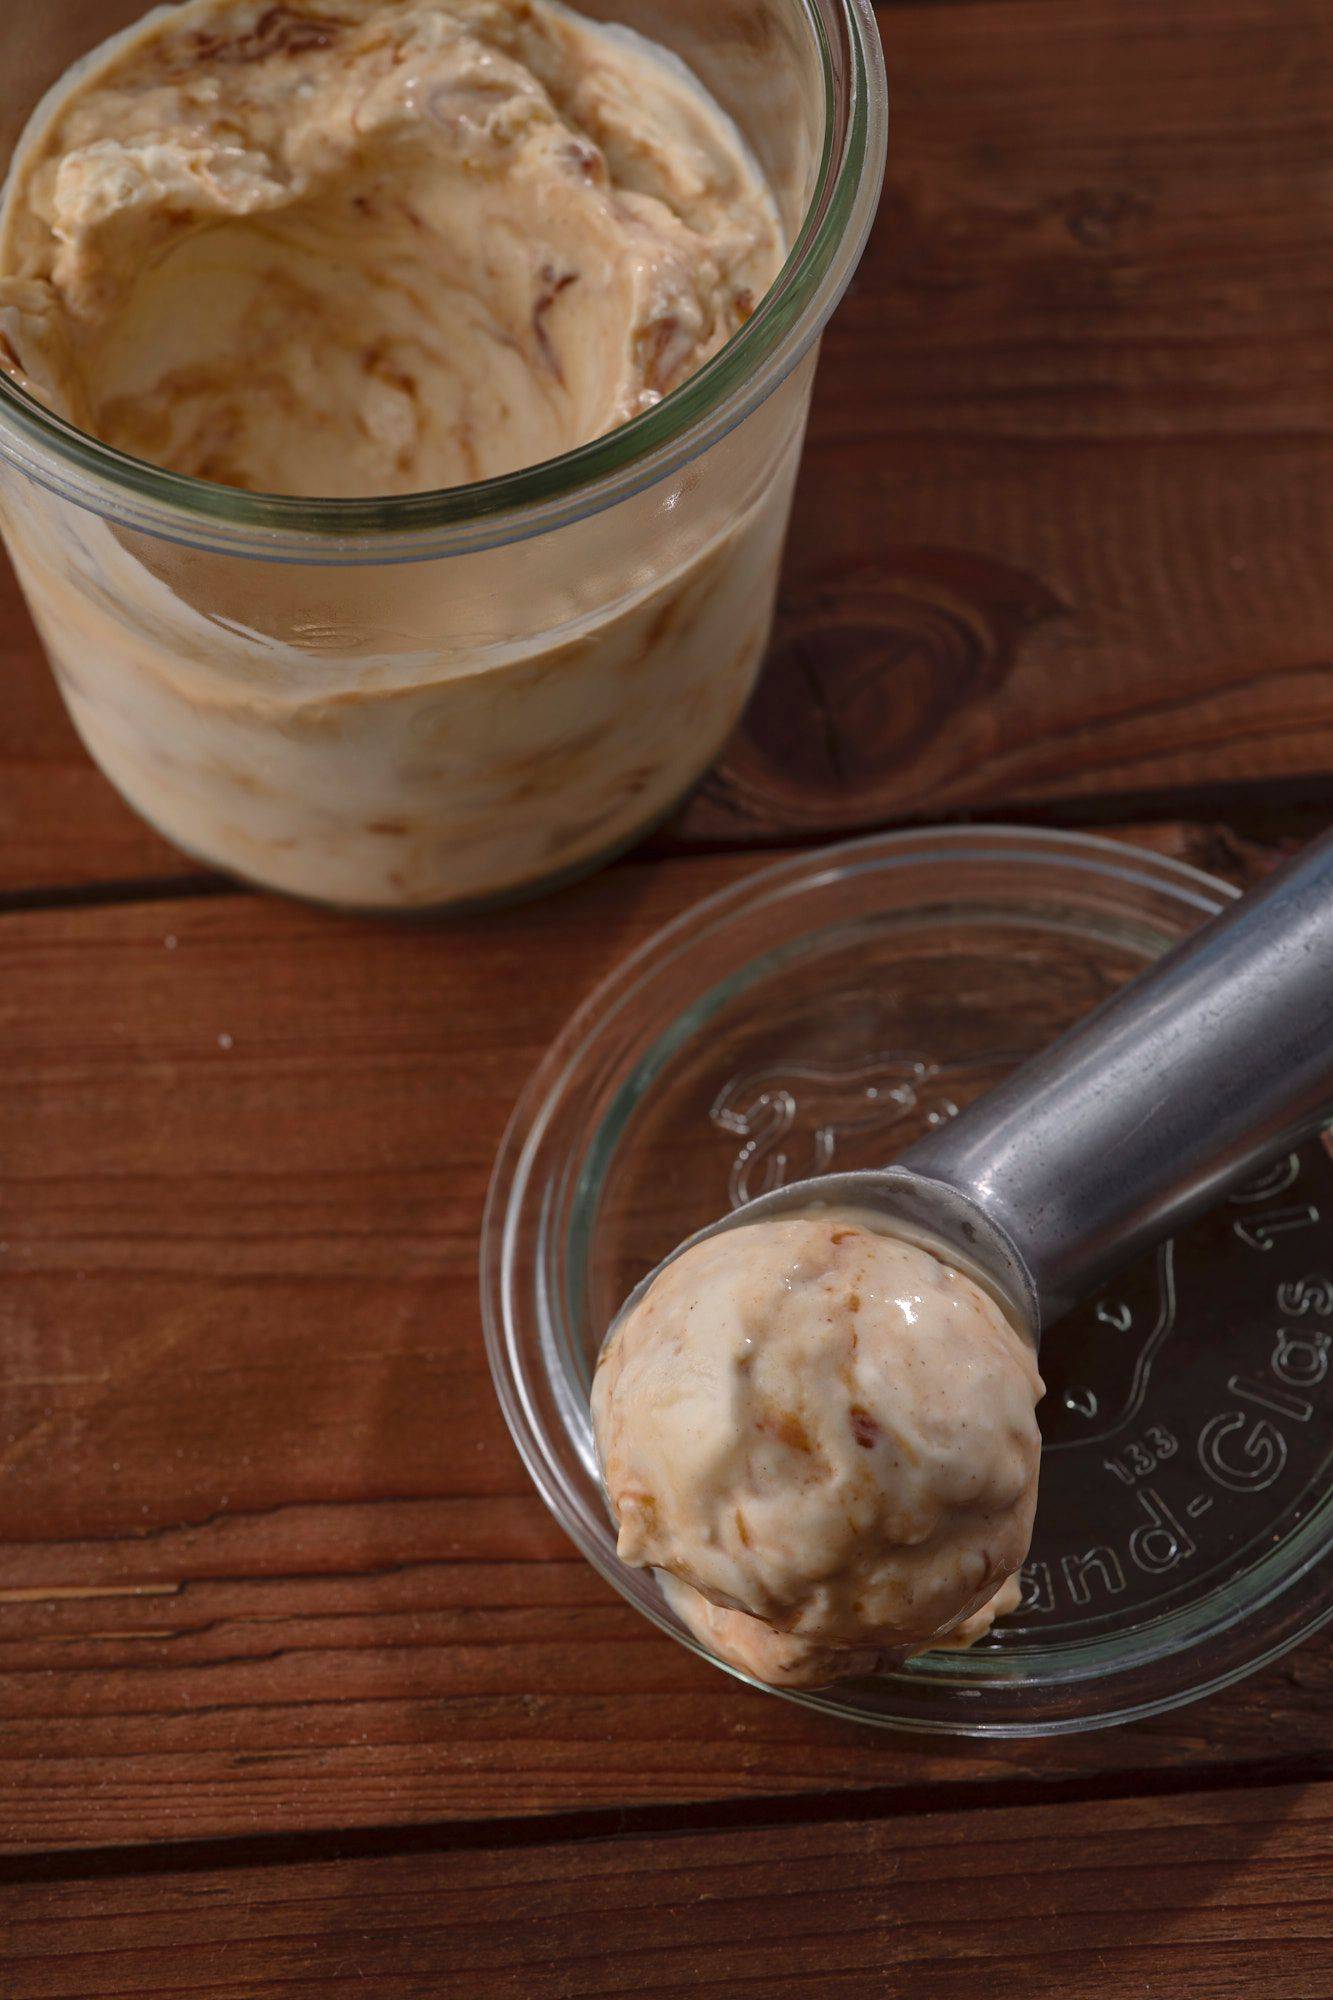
[0,2,887,912]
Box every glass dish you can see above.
[0,1,886,912]
[483,825,1333,1734]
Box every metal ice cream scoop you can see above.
[610,829,1333,1346]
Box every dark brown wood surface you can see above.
[1,0,1331,1988]
[5,1783,1330,1999]
[685,0,1333,849]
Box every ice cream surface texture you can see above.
[0,0,783,496]
[591,1211,1044,1688]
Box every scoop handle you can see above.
[898,830,1333,1329]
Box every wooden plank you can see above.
[1,829,1329,1852]
[679,0,1333,843]
[3,1783,1330,1998]
[1,0,1329,894]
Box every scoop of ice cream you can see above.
[929,1569,1023,1650]
[591,1210,1043,1687]
[657,1571,881,1689]
[0,0,783,496]
[659,1569,1024,1689]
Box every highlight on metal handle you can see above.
[898,830,1333,1329]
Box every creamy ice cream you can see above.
[0,0,783,495]
[658,1569,1025,1690]
[592,1211,1044,1689]
[0,0,797,910]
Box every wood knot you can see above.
[1062,186,1154,251]
[700,548,1065,836]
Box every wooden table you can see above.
[2,1,1331,1992]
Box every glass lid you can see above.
[482,826,1333,1733]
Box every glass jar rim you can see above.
[0,0,887,560]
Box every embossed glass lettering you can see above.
[1272,1325,1331,1388]
[1128,1487,1195,1575]
[1198,1412,1288,1492]
[1060,1547,1127,1604]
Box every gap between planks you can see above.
[0,778,1327,920]
[4,1753,1332,1886]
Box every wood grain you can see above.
[1,0,1330,895]
[4,1783,1330,1999]
[682,0,1333,844]
[1,831,1329,1853]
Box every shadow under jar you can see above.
[0,0,886,912]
